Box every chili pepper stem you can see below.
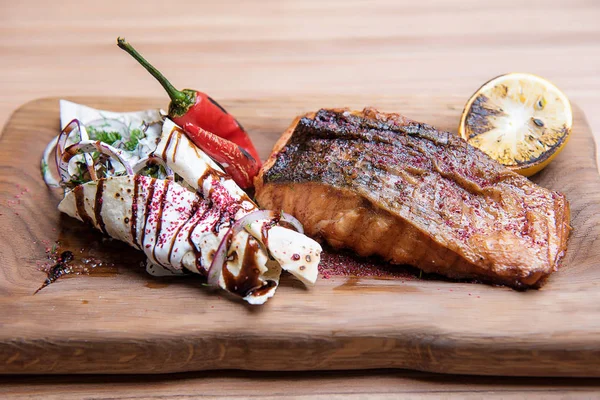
[117,37,190,107]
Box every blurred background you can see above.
[2,0,599,146]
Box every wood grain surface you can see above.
[2,0,600,397]
[1,370,599,400]
[0,96,599,379]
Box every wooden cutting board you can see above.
[1,96,599,377]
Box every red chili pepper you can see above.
[182,123,259,189]
[116,37,262,165]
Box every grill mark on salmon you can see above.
[255,108,571,289]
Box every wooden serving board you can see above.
[1,96,599,377]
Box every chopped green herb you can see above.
[66,161,91,187]
[86,123,146,152]
[87,126,122,145]
[41,160,49,176]
[123,128,145,151]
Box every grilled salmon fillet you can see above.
[254,108,571,288]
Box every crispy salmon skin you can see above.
[255,108,571,289]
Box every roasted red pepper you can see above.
[116,37,262,166]
[182,123,259,189]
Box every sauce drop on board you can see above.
[35,250,74,294]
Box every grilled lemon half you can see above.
[458,73,572,177]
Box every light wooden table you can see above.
[2,0,599,398]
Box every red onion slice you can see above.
[55,119,96,182]
[279,211,304,234]
[207,228,234,287]
[41,136,61,188]
[206,209,304,287]
[59,140,133,183]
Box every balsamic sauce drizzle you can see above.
[34,251,74,294]
[139,178,157,251]
[94,179,107,235]
[74,185,93,226]
[150,180,170,268]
